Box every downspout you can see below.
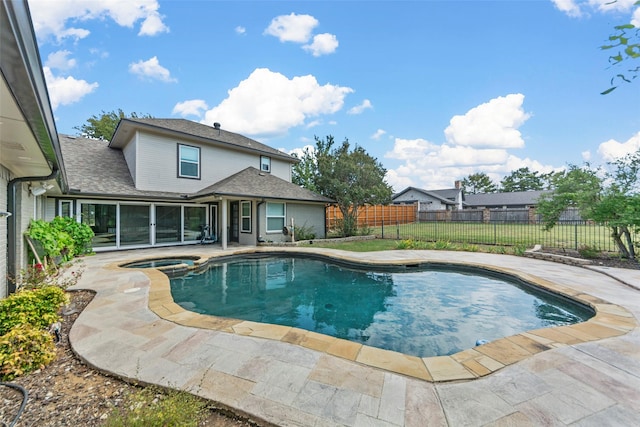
[6,166,59,295]
[256,200,265,244]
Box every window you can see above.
[266,202,285,232]
[260,156,271,173]
[59,200,73,218]
[241,201,251,233]
[178,144,200,178]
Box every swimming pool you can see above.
[170,254,594,357]
[122,257,197,269]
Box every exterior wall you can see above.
[260,202,326,243]
[13,182,33,288]
[122,134,137,185]
[394,189,448,211]
[238,200,257,246]
[0,165,9,299]
[128,132,294,192]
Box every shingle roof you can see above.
[464,190,549,207]
[110,118,296,162]
[60,134,331,203]
[392,186,458,205]
[194,167,334,203]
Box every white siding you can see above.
[132,132,296,192]
[258,202,325,243]
[122,133,137,185]
[395,189,447,211]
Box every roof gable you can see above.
[393,186,458,205]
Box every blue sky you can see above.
[29,0,640,191]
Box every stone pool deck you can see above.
[68,246,640,426]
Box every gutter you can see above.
[6,166,59,295]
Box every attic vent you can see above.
[213,122,221,130]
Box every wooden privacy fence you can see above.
[326,204,417,229]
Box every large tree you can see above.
[291,146,319,193]
[537,151,640,259]
[500,167,544,192]
[312,135,393,237]
[75,109,153,141]
[461,172,497,194]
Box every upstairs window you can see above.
[178,144,200,179]
[260,156,271,173]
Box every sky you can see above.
[28,0,640,191]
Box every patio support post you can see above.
[221,200,228,250]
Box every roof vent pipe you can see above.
[213,122,221,129]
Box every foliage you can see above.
[50,216,94,256]
[461,172,497,194]
[0,324,56,380]
[0,286,68,335]
[293,222,316,240]
[314,135,393,237]
[103,387,207,427]
[537,150,640,259]
[16,261,84,292]
[291,146,319,192]
[74,109,153,141]
[600,1,640,94]
[26,217,94,262]
[578,245,601,259]
[499,167,545,192]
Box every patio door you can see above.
[230,201,239,242]
[119,204,151,246]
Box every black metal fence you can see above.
[369,208,625,252]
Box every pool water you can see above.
[170,255,594,357]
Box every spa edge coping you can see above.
[108,247,638,383]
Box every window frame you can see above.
[260,155,271,173]
[266,202,286,233]
[178,144,201,179]
[240,201,252,233]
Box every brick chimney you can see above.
[454,180,461,189]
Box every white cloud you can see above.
[288,144,316,159]
[45,50,76,71]
[129,56,177,82]
[371,129,387,140]
[43,67,98,111]
[551,0,583,17]
[552,0,638,19]
[597,131,640,161]
[202,68,353,137]
[264,13,318,43]
[172,100,209,118]
[303,33,339,56]
[28,0,169,42]
[348,99,373,115]
[582,150,592,161]
[444,93,531,148]
[235,26,246,35]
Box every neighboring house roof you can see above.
[392,186,458,206]
[110,118,297,163]
[464,190,549,207]
[60,134,332,203]
[194,167,334,203]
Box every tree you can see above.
[537,150,640,259]
[313,135,393,237]
[461,172,497,194]
[600,1,640,94]
[292,146,319,193]
[500,167,544,192]
[75,109,153,141]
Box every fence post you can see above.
[575,223,578,250]
[396,221,400,240]
[381,207,384,238]
[494,222,497,245]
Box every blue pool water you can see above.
[170,255,594,357]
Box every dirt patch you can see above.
[1,291,266,427]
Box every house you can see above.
[0,0,331,297]
[53,119,332,251]
[392,185,463,210]
[463,190,549,209]
[1,0,68,297]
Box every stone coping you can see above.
[111,247,637,383]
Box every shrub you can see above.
[103,387,208,427]
[0,324,56,380]
[50,216,94,256]
[0,286,68,335]
[293,223,316,241]
[578,244,601,259]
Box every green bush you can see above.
[578,244,601,259]
[293,223,316,241]
[51,216,94,256]
[0,286,68,335]
[0,324,56,380]
[104,387,208,427]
